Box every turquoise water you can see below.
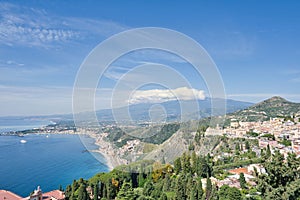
[0,134,109,197]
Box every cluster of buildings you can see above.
[206,116,300,155]
[205,115,300,189]
[0,187,65,200]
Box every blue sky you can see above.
[0,0,300,116]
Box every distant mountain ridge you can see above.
[95,98,253,123]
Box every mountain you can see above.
[95,98,253,123]
[227,96,300,122]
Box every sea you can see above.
[0,119,109,197]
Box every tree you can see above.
[163,174,171,192]
[188,181,198,200]
[191,151,197,174]
[219,185,242,200]
[138,171,146,188]
[257,151,300,199]
[266,144,271,157]
[106,179,117,200]
[143,181,154,197]
[117,181,135,200]
[159,193,168,200]
[197,178,203,200]
[174,157,182,174]
[93,184,98,200]
[78,184,88,200]
[65,185,72,200]
[239,173,246,189]
[245,141,250,150]
[182,152,191,174]
[235,144,240,155]
[196,156,203,177]
[175,175,186,200]
[185,173,193,197]
[206,178,212,200]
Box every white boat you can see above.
[46,135,49,138]
[20,139,27,143]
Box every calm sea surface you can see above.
[0,120,108,197]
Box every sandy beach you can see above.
[89,132,127,171]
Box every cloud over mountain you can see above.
[129,87,205,104]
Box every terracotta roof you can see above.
[0,190,22,200]
[42,190,65,200]
[228,167,249,175]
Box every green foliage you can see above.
[260,134,275,140]
[257,151,300,199]
[175,174,186,200]
[279,138,292,146]
[93,184,98,200]
[78,184,89,200]
[174,157,182,174]
[206,178,212,200]
[219,185,242,200]
[143,181,154,197]
[214,158,262,171]
[246,131,259,137]
[239,173,246,189]
[142,123,180,144]
[245,141,250,150]
[65,147,300,200]
[117,181,135,200]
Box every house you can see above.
[0,187,65,200]
[0,190,22,200]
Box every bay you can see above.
[0,134,108,197]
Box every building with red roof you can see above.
[0,190,22,200]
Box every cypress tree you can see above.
[117,181,135,200]
[239,173,246,189]
[143,181,154,196]
[174,157,182,174]
[206,177,212,200]
[197,178,203,200]
[159,193,168,200]
[93,184,98,200]
[175,175,186,200]
[78,184,88,200]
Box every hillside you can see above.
[227,96,300,122]
[113,96,299,164]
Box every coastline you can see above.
[88,132,126,171]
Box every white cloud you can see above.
[0,2,127,48]
[129,87,205,104]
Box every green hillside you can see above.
[227,96,300,122]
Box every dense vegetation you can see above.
[63,142,300,200]
[105,123,180,147]
[63,146,257,200]
[257,150,300,199]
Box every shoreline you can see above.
[88,132,127,171]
